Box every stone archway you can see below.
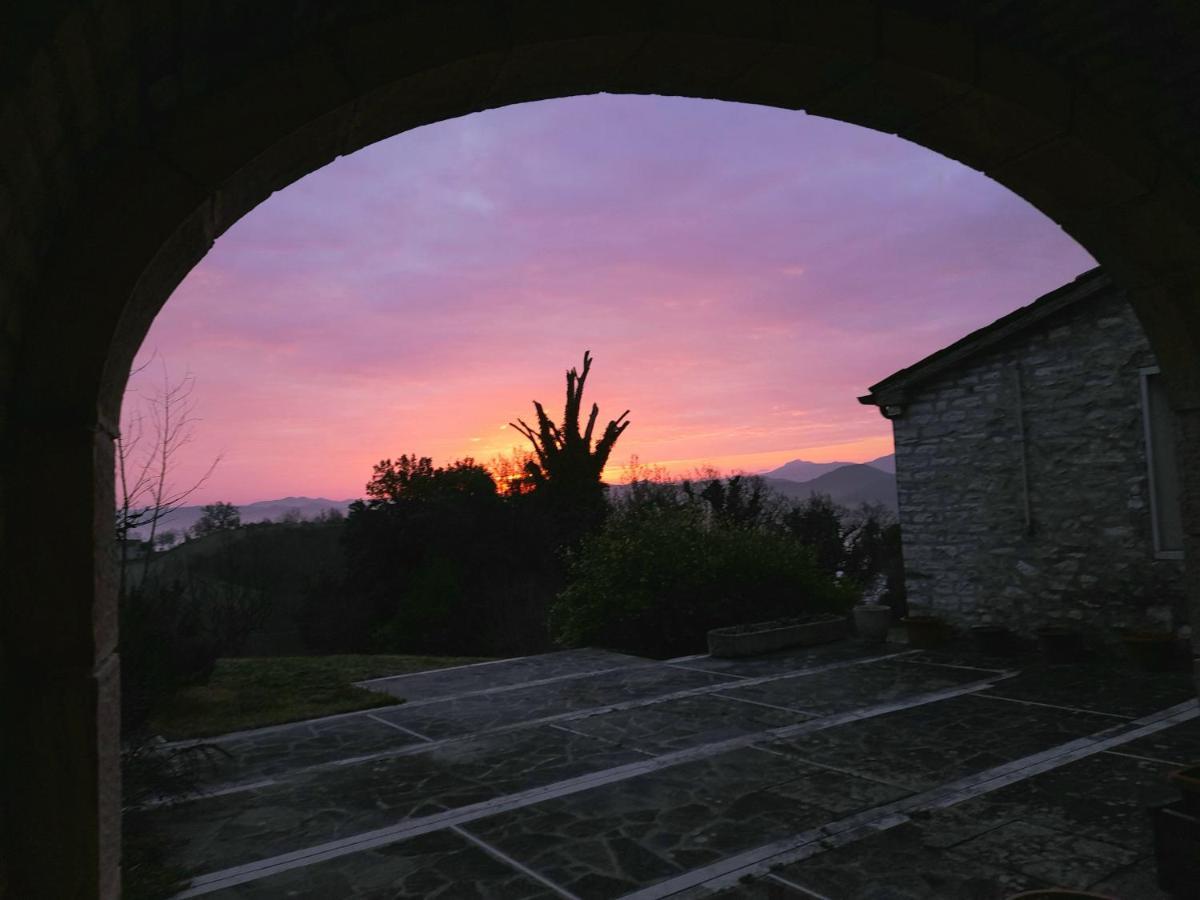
[2,3,1198,896]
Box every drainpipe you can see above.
[1013,364,1034,536]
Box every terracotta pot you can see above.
[971,624,1014,656]
[902,615,946,649]
[1037,626,1084,664]
[853,604,891,644]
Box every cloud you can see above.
[133,95,1094,503]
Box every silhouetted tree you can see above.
[783,494,845,578]
[510,351,629,537]
[683,471,779,531]
[487,448,538,496]
[116,363,220,593]
[309,455,531,654]
[193,501,241,537]
[840,504,905,612]
[366,454,497,502]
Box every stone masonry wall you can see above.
[894,290,1187,638]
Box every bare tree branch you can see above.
[116,361,222,595]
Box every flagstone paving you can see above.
[144,642,1199,899]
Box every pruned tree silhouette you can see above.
[511,351,629,489]
[510,351,630,539]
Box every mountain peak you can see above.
[764,453,894,482]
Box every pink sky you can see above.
[127,95,1094,505]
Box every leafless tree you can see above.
[116,362,220,595]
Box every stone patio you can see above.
[135,641,1200,899]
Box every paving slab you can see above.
[177,714,427,787]
[914,752,1177,854]
[371,664,743,740]
[198,828,559,899]
[761,822,1048,899]
[718,659,994,717]
[761,693,1119,792]
[138,723,644,875]
[153,645,1199,899]
[951,820,1139,887]
[173,653,743,789]
[1088,856,1171,899]
[673,640,896,678]
[359,649,648,701]
[977,663,1197,719]
[462,745,833,898]
[1112,714,1200,766]
[552,692,808,755]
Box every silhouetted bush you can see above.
[156,519,342,654]
[552,502,854,658]
[120,580,220,735]
[683,471,782,531]
[304,456,564,657]
[782,494,844,578]
[841,504,906,611]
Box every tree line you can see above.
[117,352,904,733]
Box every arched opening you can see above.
[3,5,1198,896]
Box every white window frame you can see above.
[1139,366,1185,559]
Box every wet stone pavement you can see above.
[139,643,1200,899]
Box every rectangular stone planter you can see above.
[707,615,847,658]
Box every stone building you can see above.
[860,269,1187,638]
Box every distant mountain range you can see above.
[760,465,896,511]
[605,455,896,513]
[762,453,894,481]
[759,454,897,510]
[129,454,898,539]
[128,496,354,540]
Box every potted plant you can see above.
[902,614,946,649]
[853,603,891,643]
[1037,625,1084,664]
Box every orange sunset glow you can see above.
[127,95,1093,504]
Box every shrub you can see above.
[683,471,782,531]
[552,504,854,657]
[120,580,220,735]
[782,493,845,578]
[842,504,906,613]
[309,458,566,657]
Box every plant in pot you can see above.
[853,603,891,644]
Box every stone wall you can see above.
[893,289,1187,638]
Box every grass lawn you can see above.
[150,654,490,740]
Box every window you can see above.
[1140,367,1184,558]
